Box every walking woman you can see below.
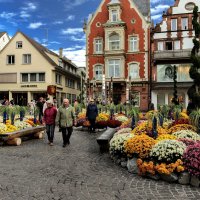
[43,100,57,146]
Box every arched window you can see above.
[109,33,120,50]
[94,65,103,80]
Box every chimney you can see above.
[59,48,63,58]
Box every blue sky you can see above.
[0,0,174,67]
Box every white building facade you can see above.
[152,0,200,109]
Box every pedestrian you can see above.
[36,97,44,124]
[43,100,57,146]
[86,98,98,133]
[56,98,76,147]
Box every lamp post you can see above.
[102,74,106,104]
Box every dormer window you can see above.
[111,10,118,22]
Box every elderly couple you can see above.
[43,98,76,147]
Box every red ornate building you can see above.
[84,0,150,110]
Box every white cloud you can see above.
[66,15,75,21]
[151,0,161,4]
[0,12,16,19]
[28,22,45,29]
[151,4,170,15]
[151,14,162,20]
[63,48,86,67]
[20,11,31,18]
[49,41,61,44]
[53,21,63,25]
[21,2,37,11]
[61,28,83,35]
[70,35,85,42]
[64,0,91,10]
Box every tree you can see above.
[187,6,200,108]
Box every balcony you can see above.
[154,49,192,60]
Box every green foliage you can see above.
[189,109,200,129]
[188,5,200,108]
[158,104,170,119]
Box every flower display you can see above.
[83,120,90,127]
[156,134,177,142]
[77,112,86,126]
[0,123,7,134]
[137,159,184,176]
[109,133,133,156]
[118,119,131,129]
[183,142,200,177]
[107,119,122,128]
[95,120,107,129]
[162,119,173,129]
[114,128,132,136]
[172,118,189,126]
[139,112,146,120]
[6,124,18,132]
[131,121,148,135]
[115,115,129,123]
[178,138,197,146]
[96,113,109,122]
[167,124,196,134]
[150,140,186,163]
[14,121,32,129]
[124,134,156,158]
[172,130,200,141]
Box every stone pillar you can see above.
[8,90,12,101]
[27,91,31,104]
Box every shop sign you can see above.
[21,85,37,88]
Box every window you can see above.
[157,41,164,51]
[94,39,103,53]
[94,65,103,80]
[109,34,120,50]
[108,59,120,78]
[166,42,173,50]
[30,73,37,82]
[129,63,139,79]
[16,41,22,48]
[21,73,45,82]
[39,73,45,82]
[7,55,15,64]
[22,73,28,82]
[182,18,188,30]
[23,54,31,64]
[174,40,180,50]
[111,10,118,22]
[171,18,177,31]
[129,36,138,52]
[56,74,62,85]
[66,78,75,88]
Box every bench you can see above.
[96,128,116,152]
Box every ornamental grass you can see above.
[150,140,186,163]
[137,159,184,176]
[167,124,197,134]
[172,130,200,141]
[183,142,200,178]
[124,134,156,158]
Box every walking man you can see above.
[43,100,57,146]
[56,99,76,147]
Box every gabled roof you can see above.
[19,31,58,67]
[0,32,7,38]
[133,0,150,17]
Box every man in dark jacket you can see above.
[86,99,98,133]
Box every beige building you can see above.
[0,31,83,106]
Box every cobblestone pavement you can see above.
[0,128,200,200]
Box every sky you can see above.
[0,0,174,67]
